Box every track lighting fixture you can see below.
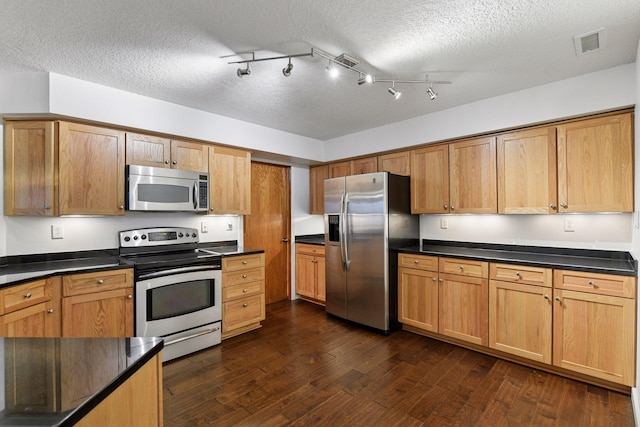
[426,85,437,100]
[282,58,293,77]
[227,47,452,100]
[388,83,401,99]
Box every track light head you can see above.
[237,65,251,78]
[358,73,373,85]
[426,86,437,100]
[282,59,293,77]
[388,85,401,99]
[326,61,339,78]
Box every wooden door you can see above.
[209,146,251,214]
[497,127,557,214]
[58,122,125,215]
[557,113,633,213]
[0,303,56,337]
[553,289,635,386]
[378,151,410,176]
[410,145,450,213]
[170,140,209,172]
[62,289,134,337]
[244,162,291,304]
[351,157,377,175]
[439,274,488,346]
[398,267,439,332]
[489,280,552,363]
[309,165,328,214]
[449,137,497,214]
[4,121,57,216]
[125,133,171,167]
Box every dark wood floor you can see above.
[163,300,635,426]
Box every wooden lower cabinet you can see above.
[398,266,438,332]
[0,277,61,337]
[222,253,266,339]
[61,269,134,337]
[439,273,488,346]
[295,244,326,303]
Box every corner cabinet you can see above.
[295,244,326,304]
[208,146,251,214]
[221,253,266,339]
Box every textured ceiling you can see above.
[0,0,638,140]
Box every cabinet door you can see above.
[329,161,350,178]
[410,145,450,213]
[208,146,251,214]
[557,113,633,212]
[58,122,125,215]
[62,288,134,337]
[315,256,326,302]
[295,253,316,298]
[449,137,497,214]
[497,127,557,214]
[4,121,57,216]
[489,280,552,363]
[309,165,328,214]
[378,152,410,176]
[398,267,439,332]
[351,157,377,175]
[125,133,171,167]
[439,274,488,346]
[170,140,209,172]
[0,302,56,337]
[553,289,635,386]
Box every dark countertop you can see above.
[295,234,324,245]
[400,240,637,277]
[0,336,163,426]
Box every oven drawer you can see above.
[223,268,264,287]
[63,269,133,296]
[223,281,264,301]
[223,294,265,331]
[222,254,264,272]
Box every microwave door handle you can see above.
[193,181,198,210]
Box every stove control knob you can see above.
[133,236,138,240]
[178,233,184,238]
[192,233,197,238]
[124,236,131,242]
[141,234,147,240]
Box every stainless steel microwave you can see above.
[126,165,209,212]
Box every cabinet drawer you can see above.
[439,257,488,278]
[398,253,438,271]
[63,269,133,296]
[554,270,636,298]
[490,263,552,287]
[223,294,265,331]
[222,253,264,272]
[296,243,325,256]
[223,281,264,301]
[223,267,265,287]
[1,279,51,315]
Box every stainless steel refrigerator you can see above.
[324,172,419,333]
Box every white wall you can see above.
[631,40,640,424]
[0,123,5,257]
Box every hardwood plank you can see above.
[162,300,634,426]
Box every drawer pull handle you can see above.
[47,309,54,314]
[242,261,248,265]
[459,265,464,270]
[24,292,32,298]
[515,272,521,277]
[243,274,248,278]
[243,303,248,307]
[414,260,419,264]
[243,289,248,293]
[97,279,104,284]
[588,280,595,286]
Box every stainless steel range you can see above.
[119,227,222,362]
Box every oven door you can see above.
[135,266,222,354]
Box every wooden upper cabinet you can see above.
[351,157,377,175]
[449,137,497,214]
[309,165,328,214]
[378,151,410,176]
[497,127,557,214]
[329,161,350,178]
[125,133,171,167]
[557,113,633,213]
[170,139,209,172]
[4,121,57,216]
[58,122,126,216]
[410,145,449,214]
[208,146,251,214]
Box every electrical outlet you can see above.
[440,218,448,229]
[51,224,64,239]
[564,217,576,232]
[226,222,233,231]
[201,221,209,233]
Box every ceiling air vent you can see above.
[574,28,607,56]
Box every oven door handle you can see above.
[137,265,219,280]
[164,326,220,347]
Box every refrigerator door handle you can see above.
[343,192,351,271]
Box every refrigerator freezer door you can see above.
[344,172,388,330]
[324,177,347,319]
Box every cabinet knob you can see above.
[555,296,562,302]
[588,280,595,286]
[439,278,443,283]
[544,295,550,300]
[432,277,437,282]
[242,303,248,307]
[165,160,170,164]
[97,279,104,284]
[414,260,419,264]
[127,294,133,299]
[515,272,521,278]
[172,160,177,165]
[44,204,50,210]
[549,204,556,210]
[443,205,448,210]
[24,292,32,298]
[119,205,124,210]
[243,289,248,293]
[47,309,54,314]
[459,265,464,270]
[242,274,248,278]
[560,202,567,208]
[450,206,455,211]
[242,261,248,265]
